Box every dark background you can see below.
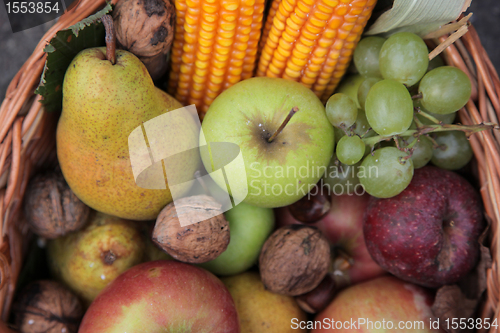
[1,0,499,103]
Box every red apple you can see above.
[364,166,484,288]
[79,260,239,333]
[311,276,444,333]
[277,193,384,285]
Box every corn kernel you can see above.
[257,0,376,101]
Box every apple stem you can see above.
[102,15,116,65]
[267,107,299,143]
[328,248,353,287]
[332,250,354,272]
[363,122,498,148]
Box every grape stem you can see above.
[360,127,373,138]
[398,135,418,151]
[415,108,442,124]
[393,136,402,150]
[393,136,417,161]
[333,156,345,174]
[363,122,498,148]
[424,134,445,150]
[411,93,423,100]
[413,114,424,128]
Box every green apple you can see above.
[199,202,274,276]
[200,77,335,208]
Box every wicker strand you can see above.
[0,0,116,320]
[444,25,500,331]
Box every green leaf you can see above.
[35,3,113,113]
[365,0,471,37]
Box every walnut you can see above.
[152,195,230,263]
[13,280,84,333]
[23,171,90,239]
[259,225,330,296]
[113,0,175,80]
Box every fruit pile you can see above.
[7,0,494,332]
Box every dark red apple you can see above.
[79,260,239,332]
[364,166,484,288]
[277,193,384,285]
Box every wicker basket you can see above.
[0,0,499,331]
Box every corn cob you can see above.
[168,0,265,118]
[257,0,282,58]
[257,0,377,103]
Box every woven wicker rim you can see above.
[0,0,499,330]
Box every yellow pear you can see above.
[222,272,307,333]
[47,211,145,304]
[57,47,200,220]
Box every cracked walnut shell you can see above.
[113,0,175,79]
[259,225,331,296]
[13,280,84,333]
[24,171,90,239]
[152,195,230,263]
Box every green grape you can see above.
[358,147,414,198]
[428,55,444,71]
[336,135,365,165]
[323,154,361,195]
[418,66,472,114]
[334,108,375,143]
[334,127,345,143]
[414,99,456,125]
[431,131,473,170]
[378,140,396,148]
[357,77,381,109]
[326,93,358,128]
[379,32,429,86]
[335,74,365,108]
[365,79,413,136]
[403,135,433,169]
[406,54,443,91]
[353,36,386,78]
[353,108,375,137]
[354,108,376,158]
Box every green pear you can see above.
[57,47,200,220]
[47,211,145,304]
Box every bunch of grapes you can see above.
[324,32,473,199]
